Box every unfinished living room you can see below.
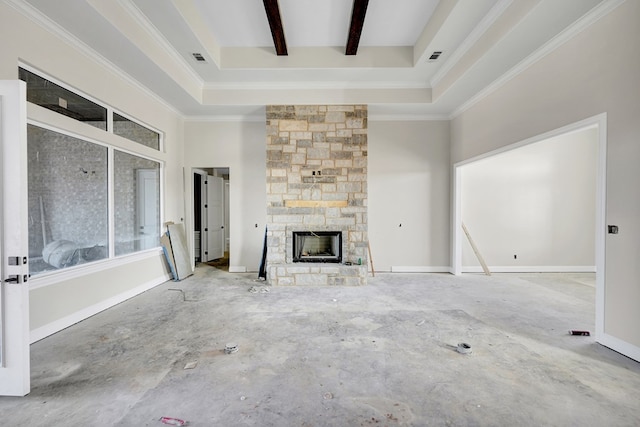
[1,0,639,426]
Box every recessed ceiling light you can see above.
[192,53,206,62]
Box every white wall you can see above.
[461,128,597,271]
[183,121,267,272]
[451,1,640,357]
[368,120,450,271]
[0,2,183,338]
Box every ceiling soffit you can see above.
[14,0,616,118]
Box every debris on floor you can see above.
[323,392,334,400]
[248,286,270,293]
[416,319,426,326]
[183,360,198,370]
[224,343,239,354]
[457,343,472,354]
[569,330,590,336]
[159,416,188,426]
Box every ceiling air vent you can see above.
[428,51,443,61]
[192,52,206,62]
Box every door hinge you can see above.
[8,256,27,265]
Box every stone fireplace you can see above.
[266,105,367,286]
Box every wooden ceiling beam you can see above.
[263,0,288,56]
[345,0,369,55]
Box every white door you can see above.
[0,81,30,396]
[205,175,224,261]
[136,169,159,250]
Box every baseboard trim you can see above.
[229,266,247,273]
[390,266,451,273]
[598,332,640,363]
[461,266,596,273]
[29,273,171,343]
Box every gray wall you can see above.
[368,120,450,271]
[451,1,640,355]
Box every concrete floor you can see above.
[1,267,639,426]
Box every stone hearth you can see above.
[266,105,368,285]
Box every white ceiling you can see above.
[194,0,440,48]
[17,0,609,119]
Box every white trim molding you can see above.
[228,266,247,273]
[450,0,627,119]
[391,266,451,273]
[5,0,182,117]
[184,114,266,123]
[203,81,429,91]
[461,266,597,274]
[29,248,165,290]
[368,114,449,122]
[452,112,608,357]
[430,0,513,88]
[598,333,640,363]
[30,271,171,343]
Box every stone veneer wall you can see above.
[266,105,368,285]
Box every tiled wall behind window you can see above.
[27,125,108,259]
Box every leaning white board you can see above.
[167,223,193,280]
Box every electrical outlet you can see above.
[58,97,68,109]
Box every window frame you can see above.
[112,111,162,151]
[21,66,166,284]
[19,63,164,152]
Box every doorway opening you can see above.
[452,114,606,342]
[193,168,229,270]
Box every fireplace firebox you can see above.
[292,231,342,263]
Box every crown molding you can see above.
[203,80,429,91]
[5,0,183,117]
[183,115,266,123]
[117,0,204,87]
[449,0,627,119]
[368,113,449,122]
[430,0,513,88]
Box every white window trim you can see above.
[19,62,164,152]
[26,115,165,287]
[29,248,165,290]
